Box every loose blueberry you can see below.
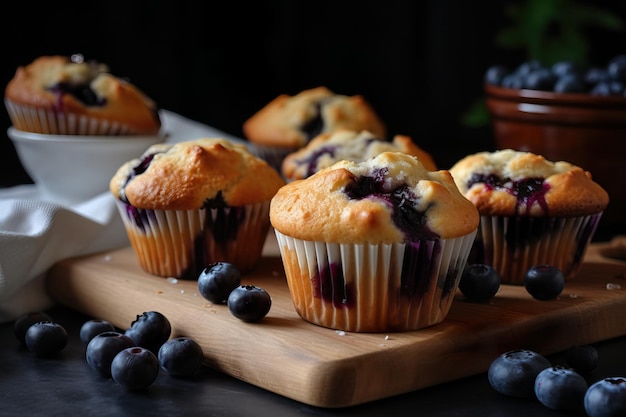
[24,321,68,357]
[584,377,626,417]
[534,365,588,411]
[158,337,204,377]
[111,347,159,391]
[80,319,116,344]
[14,311,52,345]
[86,331,136,377]
[197,262,242,304]
[124,311,171,355]
[565,345,599,375]
[488,349,551,397]
[459,264,501,302]
[227,285,272,322]
[524,265,565,300]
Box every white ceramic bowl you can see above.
[8,127,166,204]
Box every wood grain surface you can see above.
[46,233,626,408]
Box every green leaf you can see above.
[461,98,490,128]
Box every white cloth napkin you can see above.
[0,110,246,323]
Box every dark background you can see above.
[2,0,626,187]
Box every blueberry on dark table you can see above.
[227,285,272,322]
[13,311,52,345]
[459,264,501,302]
[79,319,116,344]
[86,331,136,377]
[488,349,551,397]
[534,365,588,411]
[24,321,68,357]
[197,262,242,304]
[111,347,159,391]
[524,265,565,300]
[584,377,626,417]
[565,345,599,375]
[124,311,171,355]
[158,337,204,377]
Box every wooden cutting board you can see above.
[46,233,626,408]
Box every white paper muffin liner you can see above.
[469,213,603,285]
[5,100,137,135]
[274,229,477,332]
[115,200,271,279]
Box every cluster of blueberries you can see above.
[13,261,271,392]
[459,263,565,302]
[15,310,203,391]
[488,347,625,417]
[13,260,626,414]
[485,54,626,96]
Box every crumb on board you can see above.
[607,283,622,290]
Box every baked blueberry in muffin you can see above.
[110,138,285,278]
[5,54,161,135]
[450,149,609,284]
[243,87,386,149]
[281,129,437,181]
[270,151,478,332]
[242,87,387,173]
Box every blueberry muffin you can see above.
[110,138,285,278]
[243,86,386,171]
[270,151,479,332]
[450,149,609,285]
[5,54,161,135]
[281,129,437,181]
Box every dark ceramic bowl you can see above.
[485,84,626,236]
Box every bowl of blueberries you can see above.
[484,54,626,236]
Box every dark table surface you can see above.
[1,305,626,417]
